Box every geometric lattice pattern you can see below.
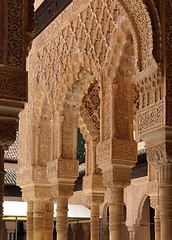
[4,168,17,186]
[4,131,19,162]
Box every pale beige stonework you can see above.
[1,0,171,240]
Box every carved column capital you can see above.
[106,186,124,204]
[147,142,172,166]
[103,168,132,189]
[87,194,104,207]
[22,186,52,202]
[52,183,74,199]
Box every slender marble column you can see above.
[90,204,100,240]
[154,207,160,240]
[159,184,172,239]
[56,197,68,240]
[33,201,46,240]
[45,202,54,240]
[26,201,34,240]
[128,226,138,240]
[108,187,124,240]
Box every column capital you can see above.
[22,185,52,202]
[86,193,104,207]
[103,168,132,189]
[147,141,172,166]
[52,183,74,199]
[107,186,124,204]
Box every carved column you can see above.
[87,195,104,240]
[107,186,124,240]
[45,202,54,240]
[146,141,172,240]
[83,138,105,240]
[128,226,138,240]
[26,201,34,240]
[149,191,160,240]
[47,104,79,240]
[97,139,137,240]
[21,184,52,240]
[56,196,68,240]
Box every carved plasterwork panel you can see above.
[136,100,164,135]
[0,120,16,147]
[47,159,79,181]
[82,81,100,133]
[97,139,137,166]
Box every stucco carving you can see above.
[97,139,137,166]
[0,120,16,147]
[147,143,172,166]
[47,159,79,180]
[0,68,27,102]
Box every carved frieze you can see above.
[136,100,164,135]
[0,68,27,102]
[166,0,172,98]
[7,0,23,67]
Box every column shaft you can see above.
[159,186,172,239]
[27,201,34,240]
[129,231,137,240]
[90,205,100,240]
[56,197,68,240]
[45,202,54,240]
[33,201,46,240]
[109,202,124,240]
[155,208,160,240]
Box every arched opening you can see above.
[138,197,155,240]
